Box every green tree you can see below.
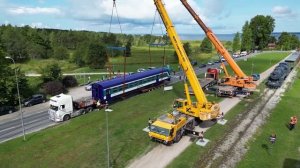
[2,25,28,62]
[0,52,30,106]
[86,42,108,69]
[249,15,275,49]
[72,46,87,66]
[241,21,253,52]
[125,41,132,57]
[200,37,212,53]
[277,32,300,50]
[174,42,192,59]
[290,34,300,49]
[41,63,62,83]
[232,32,241,52]
[27,43,47,59]
[53,46,69,60]
[268,36,277,43]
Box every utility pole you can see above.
[5,56,26,141]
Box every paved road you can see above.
[0,86,90,143]
[0,52,265,143]
[0,110,55,143]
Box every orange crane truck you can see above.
[181,0,256,95]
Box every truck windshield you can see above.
[50,105,58,111]
[150,125,170,136]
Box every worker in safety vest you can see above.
[289,116,298,130]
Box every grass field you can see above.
[166,83,267,168]
[224,52,290,76]
[0,80,222,168]
[166,51,291,167]
[3,49,291,167]
[0,83,180,168]
[237,69,300,168]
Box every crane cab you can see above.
[173,98,187,109]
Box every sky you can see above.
[0,0,299,35]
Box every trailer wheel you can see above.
[63,115,70,121]
[81,110,86,115]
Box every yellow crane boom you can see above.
[154,0,207,105]
[148,0,220,145]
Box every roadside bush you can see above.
[62,75,78,88]
[43,81,66,96]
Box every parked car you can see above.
[214,60,221,63]
[199,64,206,68]
[207,61,215,65]
[191,60,198,66]
[240,51,247,56]
[85,81,97,91]
[137,68,146,72]
[252,74,260,81]
[233,54,240,58]
[23,94,46,107]
[148,66,156,70]
[85,84,92,91]
[0,106,17,116]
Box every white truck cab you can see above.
[48,93,96,122]
[48,94,74,122]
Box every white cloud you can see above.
[7,7,62,15]
[203,0,225,18]
[30,22,43,28]
[68,0,207,25]
[272,6,297,18]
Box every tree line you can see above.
[232,15,300,53]
[0,24,165,66]
[0,25,166,107]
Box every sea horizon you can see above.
[179,32,300,41]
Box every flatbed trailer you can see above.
[188,78,217,94]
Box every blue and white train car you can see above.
[92,67,170,103]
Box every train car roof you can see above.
[93,67,169,88]
[285,52,300,62]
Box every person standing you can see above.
[199,131,204,142]
[96,100,101,111]
[269,133,276,144]
[289,116,298,130]
[148,118,153,129]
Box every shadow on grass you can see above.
[282,158,300,168]
[261,144,271,155]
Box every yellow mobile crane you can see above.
[148,0,220,145]
[181,0,256,92]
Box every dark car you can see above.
[252,74,260,81]
[199,64,207,68]
[191,60,198,66]
[0,106,17,116]
[23,94,46,107]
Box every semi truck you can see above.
[149,0,220,145]
[48,94,98,122]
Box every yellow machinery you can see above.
[148,0,220,145]
[180,0,256,90]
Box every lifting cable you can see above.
[107,0,127,94]
[149,9,167,67]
